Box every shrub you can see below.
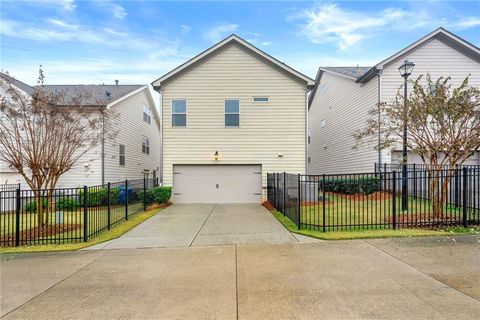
[77,187,120,207]
[56,197,79,210]
[322,177,380,195]
[24,198,48,213]
[139,187,172,205]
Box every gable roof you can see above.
[37,84,144,106]
[0,72,35,94]
[309,27,480,106]
[152,34,315,90]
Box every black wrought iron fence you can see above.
[267,168,479,232]
[0,177,160,246]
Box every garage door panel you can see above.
[173,165,261,203]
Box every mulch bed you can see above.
[146,201,172,211]
[386,213,459,225]
[262,201,275,211]
[2,223,82,246]
[328,192,393,201]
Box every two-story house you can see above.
[152,35,315,203]
[0,74,161,188]
[307,28,480,174]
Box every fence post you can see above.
[83,186,88,242]
[297,174,301,230]
[107,182,111,230]
[413,163,417,199]
[125,180,128,221]
[455,169,460,207]
[392,171,397,230]
[322,174,326,233]
[283,172,286,217]
[462,167,468,228]
[15,188,20,247]
[143,176,147,211]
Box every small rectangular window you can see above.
[143,105,151,124]
[119,144,125,165]
[225,99,240,127]
[172,100,187,127]
[253,97,269,103]
[142,137,150,155]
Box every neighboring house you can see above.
[152,34,315,203]
[308,28,480,174]
[0,74,161,188]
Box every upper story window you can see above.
[142,137,150,155]
[119,144,125,165]
[172,100,187,127]
[253,97,269,103]
[225,99,240,127]
[143,105,151,124]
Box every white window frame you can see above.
[143,105,151,124]
[142,136,150,155]
[252,96,269,103]
[171,99,187,127]
[224,99,240,127]
[119,144,125,165]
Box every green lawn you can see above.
[0,201,144,243]
[0,206,165,253]
[299,193,474,231]
[271,208,479,240]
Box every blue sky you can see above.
[1,0,479,85]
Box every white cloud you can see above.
[297,4,407,50]
[180,24,192,35]
[33,0,76,11]
[111,3,127,19]
[295,3,480,50]
[205,23,239,43]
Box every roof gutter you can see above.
[356,67,379,84]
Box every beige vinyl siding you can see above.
[381,37,480,165]
[308,71,378,174]
[161,43,307,187]
[104,88,161,183]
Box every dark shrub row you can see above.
[139,187,172,205]
[322,177,380,195]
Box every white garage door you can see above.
[173,165,262,203]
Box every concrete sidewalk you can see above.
[88,203,297,249]
[2,235,479,319]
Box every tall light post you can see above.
[398,60,415,211]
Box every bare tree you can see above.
[0,69,117,226]
[354,74,480,217]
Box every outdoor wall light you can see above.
[214,151,219,160]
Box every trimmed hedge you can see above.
[56,197,79,210]
[78,187,120,207]
[24,199,48,213]
[139,187,172,205]
[322,177,380,195]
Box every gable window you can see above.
[142,137,150,155]
[225,99,240,127]
[253,97,269,103]
[119,144,125,165]
[143,105,151,124]
[172,100,187,127]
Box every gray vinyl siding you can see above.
[104,88,161,183]
[161,43,307,187]
[309,37,480,174]
[308,72,378,174]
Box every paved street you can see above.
[2,235,479,319]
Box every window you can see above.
[225,99,240,127]
[143,105,151,124]
[172,100,187,127]
[142,137,150,155]
[308,128,311,144]
[253,97,269,103]
[119,144,125,165]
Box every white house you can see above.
[152,34,315,203]
[308,28,480,174]
[0,74,161,188]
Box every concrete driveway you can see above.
[2,235,479,319]
[88,204,298,249]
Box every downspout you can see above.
[305,88,309,174]
[377,73,382,170]
[101,110,105,185]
